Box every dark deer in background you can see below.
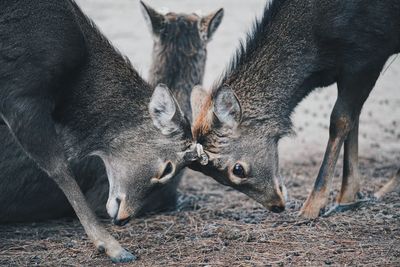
[0,0,198,262]
[190,0,400,218]
[0,139,109,220]
[142,1,223,122]
[141,1,223,207]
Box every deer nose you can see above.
[113,216,131,226]
[111,197,131,226]
[270,204,285,213]
[267,184,286,213]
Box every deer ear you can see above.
[200,8,224,40]
[190,85,209,122]
[213,86,242,129]
[140,1,165,35]
[149,84,185,135]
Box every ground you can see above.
[0,0,399,266]
[1,162,399,266]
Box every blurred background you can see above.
[76,0,400,166]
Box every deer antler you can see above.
[183,143,209,165]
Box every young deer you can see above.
[0,0,199,262]
[143,2,223,122]
[141,1,223,208]
[0,2,223,222]
[190,0,400,218]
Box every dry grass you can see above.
[0,158,399,266]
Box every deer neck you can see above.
[219,0,320,137]
[148,39,207,122]
[55,7,158,159]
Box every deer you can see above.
[189,0,400,218]
[141,1,224,208]
[142,2,223,123]
[0,2,223,223]
[0,0,202,262]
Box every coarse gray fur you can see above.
[0,0,197,261]
[0,1,222,223]
[191,0,400,216]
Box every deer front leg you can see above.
[337,118,361,204]
[323,118,373,216]
[299,67,381,219]
[53,166,135,262]
[299,99,354,219]
[56,168,136,262]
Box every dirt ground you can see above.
[1,160,399,266]
[1,0,399,266]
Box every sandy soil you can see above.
[0,0,399,266]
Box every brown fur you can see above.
[190,0,400,217]
[192,95,213,140]
[117,199,130,221]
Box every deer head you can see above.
[98,84,206,225]
[189,86,287,213]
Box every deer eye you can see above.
[232,163,246,178]
[160,161,174,178]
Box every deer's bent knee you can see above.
[43,159,72,182]
[329,114,352,137]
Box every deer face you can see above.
[100,84,200,225]
[191,86,287,213]
[141,1,224,52]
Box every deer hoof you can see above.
[298,207,322,219]
[110,249,137,263]
[322,197,376,217]
[299,199,326,219]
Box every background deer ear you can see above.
[200,8,224,40]
[149,84,185,135]
[213,86,242,128]
[140,1,165,35]
[191,85,210,123]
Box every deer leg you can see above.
[324,168,400,217]
[374,168,400,200]
[338,117,361,203]
[323,118,374,216]
[299,69,380,219]
[299,98,354,218]
[1,99,135,262]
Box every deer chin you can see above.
[128,195,178,218]
[132,176,181,218]
[262,192,286,213]
[234,182,286,214]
